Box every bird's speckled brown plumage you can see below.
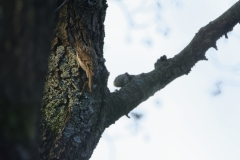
[75,40,97,92]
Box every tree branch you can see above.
[103,1,240,128]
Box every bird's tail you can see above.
[88,73,93,92]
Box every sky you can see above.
[90,0,240,160]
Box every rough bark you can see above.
[0,1,56,160]
[39,0,240,160]
[39,0,109,160]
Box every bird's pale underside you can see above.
[75,40,97,92]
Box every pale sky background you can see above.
[91,0,240,160]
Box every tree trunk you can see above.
[39,0,109,160]
[39,0,240,159]
[0,1,55,160]
[1,0,240,160]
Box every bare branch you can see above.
[103,1,240,128]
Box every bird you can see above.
[75,39,98,92]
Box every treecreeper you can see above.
[74,36,98,92]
